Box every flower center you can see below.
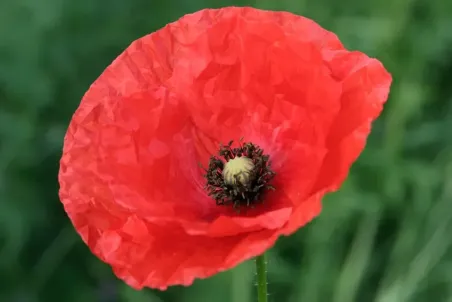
[222,156,255,185]
[202,139,276,210]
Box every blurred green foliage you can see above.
[1,0,452,301]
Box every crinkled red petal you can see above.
[311,51,392,194]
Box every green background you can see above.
[1,0,451,301]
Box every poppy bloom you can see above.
[58,6,392,290]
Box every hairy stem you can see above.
[256,253,268,302]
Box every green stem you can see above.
[255,253,268,302]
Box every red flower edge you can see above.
[58,6,392,290]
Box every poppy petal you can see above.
[99,221,281,290]
[311,51,392,193]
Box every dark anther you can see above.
[201,138,276,210]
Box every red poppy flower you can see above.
[58,7,392,290]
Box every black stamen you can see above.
[201,140,276,210]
